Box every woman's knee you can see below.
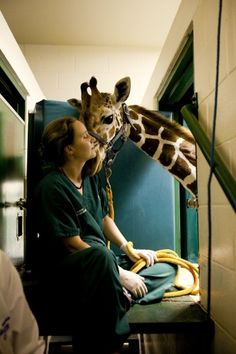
[89,245,117,268]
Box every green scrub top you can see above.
[34,169,110,263]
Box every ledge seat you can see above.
[128,300,214,334]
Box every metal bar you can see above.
[181,104,236,212]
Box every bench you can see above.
[22,275,214,353]
[44,301,214,353]
[128,300,213,333]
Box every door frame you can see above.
[156,32,199,262]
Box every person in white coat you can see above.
[0,249,45,354]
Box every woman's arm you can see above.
[102,214,127,248]
[103,215,158,267]
[63,235,91,251]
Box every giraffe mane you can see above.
[129,105,195,144]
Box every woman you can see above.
[33,117,175,353]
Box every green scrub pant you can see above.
[49,245,130,354]
[117,254,178,304]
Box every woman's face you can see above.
[67,120,97,162]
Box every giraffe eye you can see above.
[102,114,113,125]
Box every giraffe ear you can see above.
[67,98,82,111]
[113,77,131,104]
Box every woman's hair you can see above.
[39,116,98,177]
[40,116,76,166]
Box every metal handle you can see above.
[187,197,198,209]
[0,198,26,209]
[16,212,23,239]
[16,198,27,209]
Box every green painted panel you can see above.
[107,139,176,254]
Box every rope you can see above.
[105,166,114,249]
[125,241,199,298]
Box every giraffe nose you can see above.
[88,131,107,145]
[90,134,96,142]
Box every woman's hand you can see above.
[120,242,158,267]
[119,267,148,299]
[131,248,158,266]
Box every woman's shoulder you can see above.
[86,174,104,190]
[40,168,59,182]
[37,169,63,191]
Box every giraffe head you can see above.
[68,76,131,173]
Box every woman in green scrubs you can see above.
[33,117,176,354]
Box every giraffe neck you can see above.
[127,105,197,196]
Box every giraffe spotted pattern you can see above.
[68,77,197,196]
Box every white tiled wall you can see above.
[194,0,236,353]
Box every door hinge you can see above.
[186,197,198,209]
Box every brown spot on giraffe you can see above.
[169,156,193,180]
[142,138,160,157]
[130,124,142,143]
[159,144,176,166]
[161,129,178,143]
[142,118,161,136]
[179,140,196,166]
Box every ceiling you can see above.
[1,0,181,48]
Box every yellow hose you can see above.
[126,242,199,297]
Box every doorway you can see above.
[157,32,198,263]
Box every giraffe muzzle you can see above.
[88,130,108,146]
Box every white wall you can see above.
[20,44,159,105]
[0,11,45,112]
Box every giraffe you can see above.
[68,76,197,196]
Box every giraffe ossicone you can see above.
[68,76,197,196]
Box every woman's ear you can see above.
[64,145,73,156]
